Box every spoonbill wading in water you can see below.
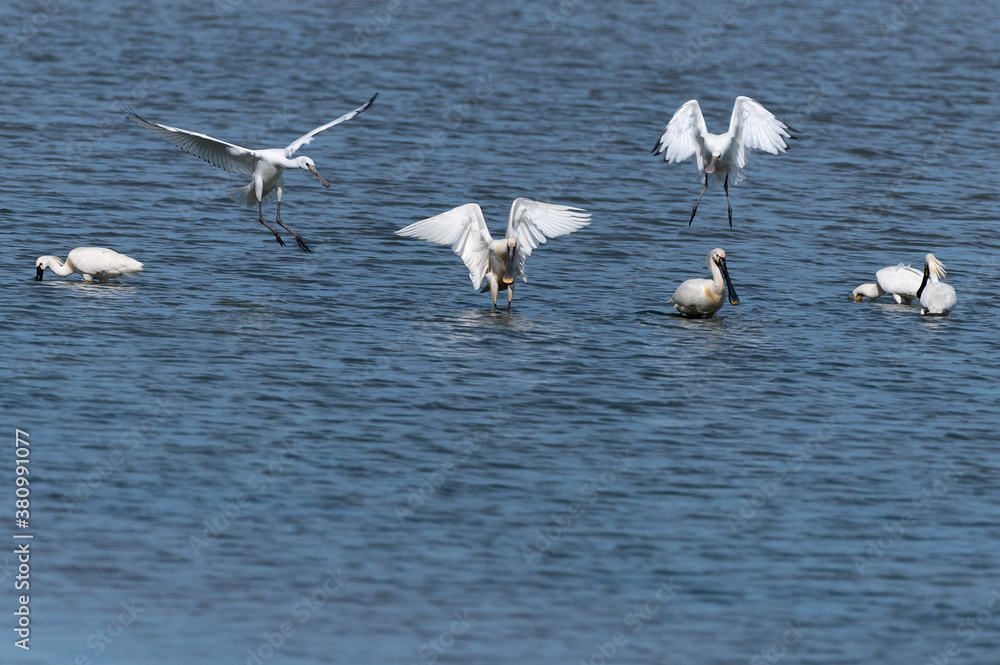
[651,96,795,228]
[124,94,377,252]
[852,262,924,304]
[916,253,957,316]
[669,248,740,318]
[395,198,591,310]
[35,247,143,283]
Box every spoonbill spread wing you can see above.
[726,96,794,184]
[505,197,591,281]
[123,108,257,175]
[649,99,710,172]
[284,93,378,157]
[395,203,494,289]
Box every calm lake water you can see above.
[2,1,999,663]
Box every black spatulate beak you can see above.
[718,256,739,305]
[502,244,517,284]
[35,266,44,281]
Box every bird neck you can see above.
[42,257,75,277]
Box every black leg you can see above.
[275,201,312,252]
[259,200,286,246]
[689,173,709,226]
[724,173,732,229]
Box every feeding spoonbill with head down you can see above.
[124,94,377,252]
[669,248,740,318]
[35,247,143,283]
[651,96,795,228]
[916,253,957,315]
[395,198,591,310]
[852,262,924,304]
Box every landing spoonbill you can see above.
[651,96,795,228]
[124,94,377,252]
[395,198,591,310]
[35,247,143,283]
[669,248,740,318]
[916,253,956,315]
[852,262,923,304]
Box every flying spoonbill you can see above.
[395,198,591,310]
[916,253,956,315]
[35,247,143,283]
[651,96,795,228]
[852,262,923,304]
[124,93,377,252]
[669,248,740,318]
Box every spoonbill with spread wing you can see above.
[395,198,591,310]
[916,253,957,315]
[669,248,740,318]
[35,247,143,283]
[651,96,794,228]
[124,94,377,251]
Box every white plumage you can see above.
[395,198,591,309]
[916,253,957,316]
[852,262,924,304]
[35,247,144,283]
[668,248,740,318]
[124,94,377,251]
[651,96,794,227]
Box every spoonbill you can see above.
[35,247,143,283]
[916,253,956,315]
[395,198,591,310]
[852,262,923,304]
[124,93,377,252]
[651,96,795,228]
[669,248,740,318]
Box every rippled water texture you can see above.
[2,1,999,663]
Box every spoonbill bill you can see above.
[124,93,377,252]
[852,262,923,304]
[395,198,591,310]
[916,253,956,315]
[669,248,740,318]
[651,96,795,228]
[35,247,143,283]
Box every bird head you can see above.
[297,157,330,188]
[711,248,739,306]
[34,256,58,281]
[705,152,721,174]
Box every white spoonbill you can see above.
[916,253,957,316]
[35,247,143,283]
[651,96,795,228]
[395,198,591,310]
[852,262,923,304]
[124,93,377,252]
[669,248,740,318]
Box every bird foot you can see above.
[294,236,312,252]
[273,233,287,247]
